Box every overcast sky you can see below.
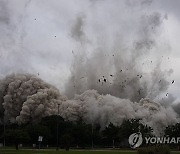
[0,0,180,102]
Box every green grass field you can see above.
[0,149,180,154]
[0,149,137,154]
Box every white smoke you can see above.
[62,0,180,135]
[60,90,178,135]
[0,0,180,136]
[65,6,173,103]
[0,74,178,135]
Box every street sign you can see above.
[38,136,43,142]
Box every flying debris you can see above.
[101,76,107,83]
[172,80,175,84]
[137,75,142,78]
[98,76,108,84]
[120,85,125,88]
[61,9,179,135]
[0,74,178,135]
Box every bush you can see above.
[138,145,170,154]
[61,134,73,151]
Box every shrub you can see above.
[138,145,170,154]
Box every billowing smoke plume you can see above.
[0,73,178,135]
[0,0,180,136]
[65,9,173,103]
[0,74,65,124]
[60,90,177,134]
[62,0,180,134]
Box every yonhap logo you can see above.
[128,132,143,148]
[129,132,180,148]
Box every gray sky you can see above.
[0,0,180,102]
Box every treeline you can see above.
[0,116,179,150]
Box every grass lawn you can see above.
[0,149,180,154]
[0,149,138,154]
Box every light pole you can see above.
[56,104,60,151]
[113,139,115,149]
[3,116,6,147]
[91,123,94,149]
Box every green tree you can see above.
[2,129,30,150]
[26,124,51,145]
[102,122,119,147]
[119,119,153,147]
[71,119,92,148]
[165,123,180,138]
[61,134,73,151]
[165,123,180,149]
[40,115,73,146]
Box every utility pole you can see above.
[113,139,115,149]
[56,104,60,151]
[91,123,94,149]
[3,116,6,147]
